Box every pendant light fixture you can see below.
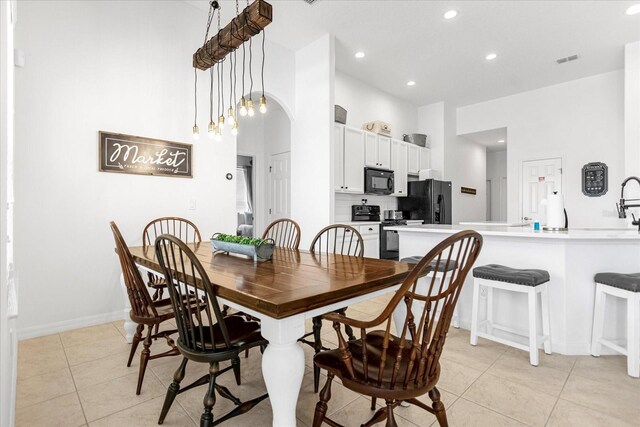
[191,0,272,139]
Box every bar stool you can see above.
[590,272,640,378]
[401,256,460,328]
[470,264,551,366]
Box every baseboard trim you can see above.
[17,310,125,340]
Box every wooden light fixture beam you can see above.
[193,0,273,71]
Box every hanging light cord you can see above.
[193,68,198,125]
[248,36,254,99]
[261,28,266,97]
[209,66,214,123]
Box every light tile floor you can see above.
[15,294,640,426]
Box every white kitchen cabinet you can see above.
[358,224,380,259]
[364,132,391,170]
[407,144,431,175]
[391,139,408,197]
[335,125,365,194]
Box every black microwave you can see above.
[364,167,394,195]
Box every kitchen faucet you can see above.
[617,176,640,230]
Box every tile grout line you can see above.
[59,333,91,427]
[542,356,577,427]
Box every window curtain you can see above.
[244,166,253,213]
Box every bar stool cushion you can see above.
[401,256,458,272]
[473,264,550,287]
[594,272,640,292]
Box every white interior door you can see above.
[521,158,562,222]
[499,177,508,221]
[269,152,291,223]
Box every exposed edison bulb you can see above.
[239,98,248,117]
[228,107,236,126]
[214,126,222,141]
[207,121,216,139]
[218,115,225,130]
[247,99,255,117]
[192,124,200,140]
[231,122,238,136]
[259,95,267,114]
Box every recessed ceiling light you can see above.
[497,139,505,143]
[444,10,458,20]
[485,53,497,61]
[407,81,416,86]
[354,51,365,59]
[626,4,640,15]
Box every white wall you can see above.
[486,150,507,221]
[13,0,296,338]
[417,102,445,173]
[458,71,626,228]
[625,41,640,178]
[1,1,17,424]
[237,102,291,237]
[291,34,334,248]
[335,72,417,140]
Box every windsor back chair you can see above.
[312,230,482,427]
[262,218,301,249]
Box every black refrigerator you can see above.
[398,179,452,224]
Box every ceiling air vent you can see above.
[556,54,579,64]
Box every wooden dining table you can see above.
[125,243,412,427]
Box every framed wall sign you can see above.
[461,186,477,195]
[99,131,192,178]
[582,162,607,197]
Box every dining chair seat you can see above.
[191,315,263,351]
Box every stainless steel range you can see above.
[379,219,407,260]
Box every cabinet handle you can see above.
[399,190,403,193]
[368,228,373,231]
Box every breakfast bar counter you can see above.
[385,224,640,355]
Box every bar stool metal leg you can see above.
[541,283,551,355]
[527,287,539,366]
[591,283,606,357]
[470,278,481,346]
[627,293,639,378]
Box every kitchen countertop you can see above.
[342,220,424,226]
[384,223,640,240]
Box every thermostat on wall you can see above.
[582,162,608,197]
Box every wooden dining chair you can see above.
[312,230,482,427]
[154,234,269,427]
[110,221,182,395]
[262,218,301,249]
[142,217,202,301]
[302,224,364,392]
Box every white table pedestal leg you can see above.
[119,273,137,343]
[260,314,305,427]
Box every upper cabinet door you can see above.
[364,132,378,168]
[334,124,345,191]
[391,139,408,196]
[343,127,365,193]
[377,136,391,170]
[407,144,420,174]
[419,147,431,171]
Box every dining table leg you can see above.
[119,273,137,343]
[260,314,306,427]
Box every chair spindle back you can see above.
[110,221,158,319]
[154,234,231,353]
[309,224,364,258]
[143,217,202,249]
[262,218,301,249]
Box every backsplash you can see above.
[335,193,398,222]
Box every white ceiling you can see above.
[186,0,640,107]
[461,127,507,151]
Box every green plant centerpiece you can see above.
[210,233,275,262]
